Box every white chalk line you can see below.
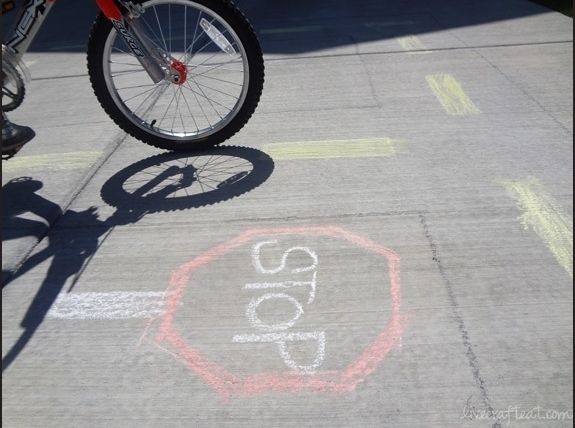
[232,331,326,374]
[47,292,167,320]
[244,272,318,305]
[252,240,318,274]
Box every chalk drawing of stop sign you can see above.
[150,226,404,397]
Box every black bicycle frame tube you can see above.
[4,0,57,61]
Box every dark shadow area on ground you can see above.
[1,0,571,56]
[529,0,573,16]
[1,146,274,372]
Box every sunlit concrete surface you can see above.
[2,0,573,426]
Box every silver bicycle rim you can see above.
[2,63,24,110]
[102,0,250,142]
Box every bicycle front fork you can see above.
[96,0,171,84]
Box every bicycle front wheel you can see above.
[87,0,264,151]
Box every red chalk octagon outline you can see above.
[153,226,404,397]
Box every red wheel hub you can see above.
[170,60,188,85]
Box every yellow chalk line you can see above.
[426,74,481,116]
[503,178,573,278]
[263,138,404,161]
[396,36,432,54]
[3,151,102,172]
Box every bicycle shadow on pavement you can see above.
[1,146,274,373]
[100,146,275,218]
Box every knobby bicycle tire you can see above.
[87,0,264,151]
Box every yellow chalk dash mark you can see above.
[3,151,102,172]
[426,74,481,116]
[504,178,573,278]
[396,36,430,53]
[264,138,405,161]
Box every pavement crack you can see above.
[472,47,573,136]
[418,213,502,428]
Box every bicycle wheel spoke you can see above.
[192,60,244,73]
[184,80,231,115]
[185,31,235,68]
[117,83,157,91]
[179,84,200,132]
[192,72,242,87]
[188,79,225,119]
[132,83,170,117]
[188,80,213,128]
[158,85,180,130]
[184,5,188,55]
[168,4,172,53]
[180,15,215,62]
[170,86,179,132]
[109,60,142,67]
[153,5,169,52]
[182,18,234,65]
[122,84,161,103]
[112,68,147,77]
[139,12,165,47]
[185,10,201,60]
[169,85,187,134]
[193,80,239,100]
[3,87,17,98]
